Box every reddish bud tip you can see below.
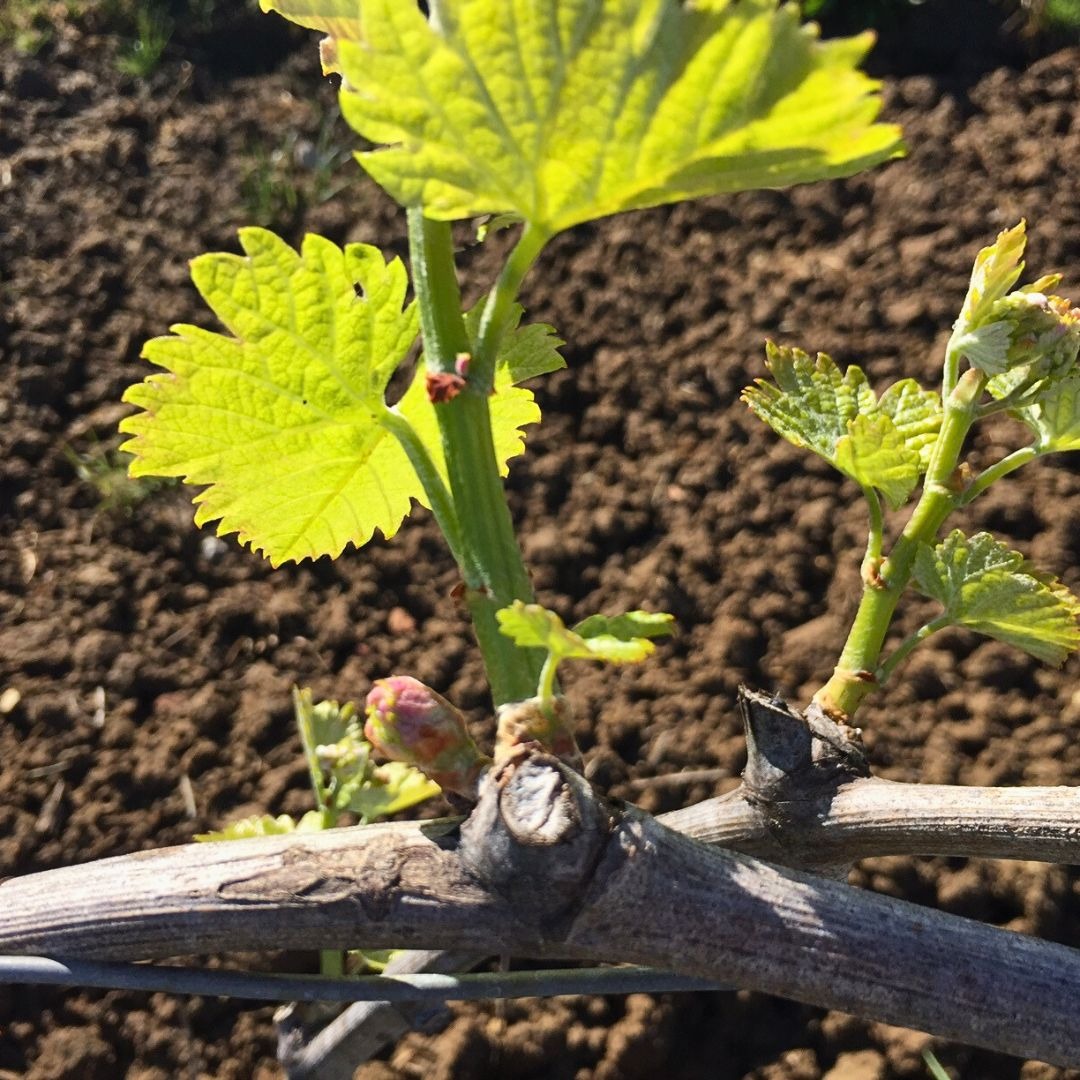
[364,676,489,798]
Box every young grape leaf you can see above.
[875,379,942,470]
[497,601,672,666]
[265,0,902,234]
[195,810,331,842]
[913,530,1080,666]
[949,221,1080,379]
[954,221,1028,341]
[833,415,921,511]
[1012,374,1080,453]
[294,688,440,819]
[742,345,938,508]
[573,611,676,642]
[120,229,420,565]
[347,761,443,822]
[463,302,566,384]
[120,229,550,565]
[258,0,359,41]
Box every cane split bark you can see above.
[1,691,1080,1066]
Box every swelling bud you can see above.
[364,676,489,799]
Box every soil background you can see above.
[4,4,1080,1078]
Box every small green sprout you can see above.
[197,688,439,843]
[496,602,676,705]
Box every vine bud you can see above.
[494,696,583,772]
[364,676,489,799]
[994,288,1080,376]
[963,282,1080,382]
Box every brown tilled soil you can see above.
[3,9,1080,1080]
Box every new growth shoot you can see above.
[745,222,1080,720]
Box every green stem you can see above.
[294,688,329,812]
[814,367,985,718]
[319,949,344,979]
[407,209,543,705]
[959,445,1039,506]
[537,654,559,703]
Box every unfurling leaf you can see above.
[463,302,566,384]
[275,0,902,234]
[121,230,549,565]
[742,344,940,508]
[497,601,673,666]
[952,221,1080,380]
[350,761,444,822]
[954,221,1028,342]
[294,687,442,820]
[573,611,677,642]
[913,530,1080,666]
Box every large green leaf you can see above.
[120,229,549,565]
[264,0,902,233]
[742,345,939,509]
[913,530,1080,666]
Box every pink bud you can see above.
[364,676,488,799]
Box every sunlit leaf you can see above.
[954,221,1028,340]
[121,229,550,565]
[347,761,442,821]
[913,530,1080,666]
[293,686,441,821]
[875,378,942,470]
[281,0,903,233]
[120,229,419,565]
[573,611,676,642]
[464,303,566,384]
[742,344,873,458]
[259,0,361,44]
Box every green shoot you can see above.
[744,222,1080,718]
[125,1,902,720]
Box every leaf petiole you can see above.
[377,405,470,576]
[959,445,1039,507]
[472,224,550,392]
[875,615,951,685]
